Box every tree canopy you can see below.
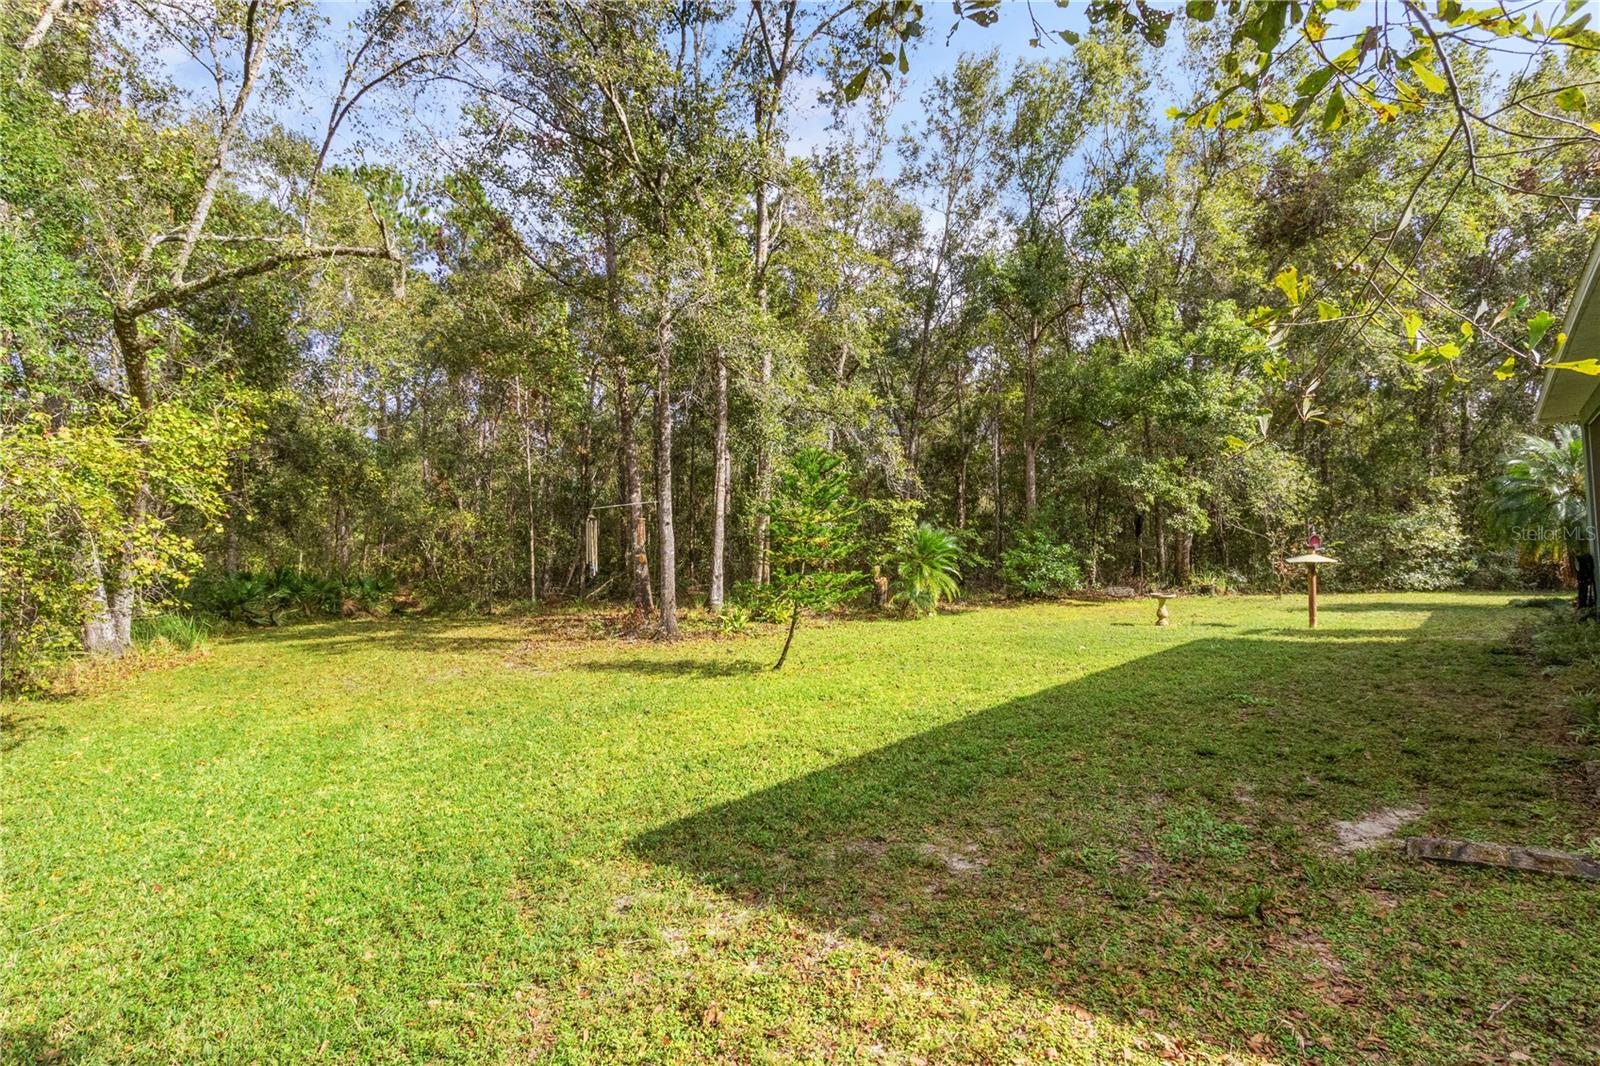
[4,0,1597,686]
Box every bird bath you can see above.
[1151,591,1177,627]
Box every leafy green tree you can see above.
[767,449,867,669]
[3,1,472,659]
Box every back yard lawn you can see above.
[3,593,1597,1064]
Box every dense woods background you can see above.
[5,0,1599,685]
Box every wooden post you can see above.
[1286,553,1336,628]
[1308,563,1318,628]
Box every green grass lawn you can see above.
[4,593,1597,1064]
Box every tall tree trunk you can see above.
[955,363,968,530]
[753,93,774,586]
[80,536,128,657]
[709,343,730,612]
[603,222,650,618]
[654,297,680,638]
[168,3,282,287]
[519,381,538,605]
[1089,483,1102,585]
[753,360,773,587]
[18,0,68,58]
[223,456,244,574]
[618,364,653,621]
[1133,510,1146,581]
[540,395,554,596]
[331,498,352,571]
[1023,438,1039,523]
[580,365,596,595]
[684,381,698,588]
[1023,328,1039,523]
[991,381,1004,563]
[83,483,147,656]
[1154,501,1167,582]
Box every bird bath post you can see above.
[1285,552,1338,628]
[1151,591,1177,627]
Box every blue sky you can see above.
[161,2,1122,180]
[152,1,1579,213]
[783,1,1116,163]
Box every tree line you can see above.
[4,0,1598,685]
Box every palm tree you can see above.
[1487,428,1587,566]
[890,524,963,617]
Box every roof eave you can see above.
[1535,228,1600,424]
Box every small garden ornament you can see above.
[1151,591,1177,626]
[1285,529,1338,628]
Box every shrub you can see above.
[186,568,395,624]
[716,603,753,636]
[1570,690,1600,745]
[1187,566,1246,595]
[1485,428,1587,566]
[189,572,282,625]
[1335,498,1473,591]
[730,580,787,624]
[340,573,396,615]
[1463,549,1533,591]
[132,612,212,651]
[1530,607,1600,668]
[1000,529,1084,598]
[890,524,962,616]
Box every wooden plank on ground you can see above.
[1404,836,1600,880]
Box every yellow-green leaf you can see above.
[1527,309,1559,349]
[1401,309,1423,344]
[1322,87,1347,131]
[1409,58,1447,93]
[1556,85,1588,112]
[1273,265,1303,305]
[1545,358,1600,375]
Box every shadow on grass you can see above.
[1107,620,1241,629]
[577,658,765,679]
[236,620,527,657]
[630,603,1583,1057]
[0,712,67,752]
[1313,599,1511,615]
[0,1025,94,1063]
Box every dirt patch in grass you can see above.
[1118,843,1174,884]
[1332,806,1422,854]
[913,842,986,874]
